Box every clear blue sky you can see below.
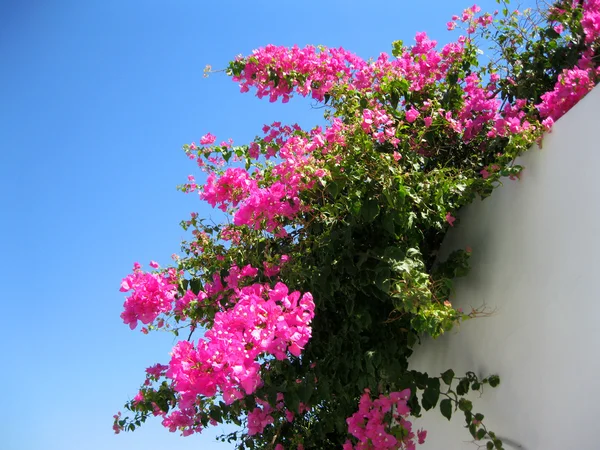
[0,1,534,449]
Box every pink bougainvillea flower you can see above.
[446,212,456,227]
[405,107,420,123]
[345,389,424,449]
[200,133,217,145]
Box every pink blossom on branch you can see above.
[405,107,420,123]
[247,405,275,436]
[200,133,217,145]
[536,66,597,122]
[581,0,600,43]
[200,168,257,212]
[345,389,426,450]
[162,281,315,433]
[119,263,179,330]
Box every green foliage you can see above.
[481,0,598,105]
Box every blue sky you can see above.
[0,1,533,449]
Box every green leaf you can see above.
[477,429,487,440]
[375,267,391,293]
[209,407,223,422]
[267,389,278,406]
[383,214,395,235]
[391,40,404,58]
[299,380,314,404]
[464,410,473,426]
[189,278,202,295]
[447,72,459,85]
[384,245,405,265]
[412,371,429,389]
[456,378,470,396]
[440,399,452,420]
[422,378,440,410]
[407,332,418,347]
[544,27,560,39]
[469,423,477,438]
[286,389,300,414]
[407,390,422,417]
[441,369,455,385]
[458,398,473,412]
[390,89,400,109]
[327,181,340,199]
[318,380,330,398]
[361,199,380,222]
[488,375,500,388]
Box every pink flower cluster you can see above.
[145,363,169,381]
[247,394,309,438]
[259,122,305,158]
[224,264,259,289]
[120,262,179,330]
[536,66,597,122]
[229,31,538,149]
[227,4,598,155]
[344,390,426,450]
[195,122,330,235]
[440,73,534,141]
[201,168,257,211]
[161,409,202,435]
[581,0,600,44]
[362,106,398,146]
[535,1,599,123]
[173,289,205,318]
[457,73,502,140]
[163,282,315,432]
[396,32,465,92]
[247,398,276,435]
[233,181,303,235]
[234,44,367,102]
[200,133,217,145]
[447,4,493,34]
[232,32,469,106]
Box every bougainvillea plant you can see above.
[113,0,599,449]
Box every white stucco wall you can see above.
[409,85,600,450]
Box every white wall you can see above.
[409,85,600,450]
